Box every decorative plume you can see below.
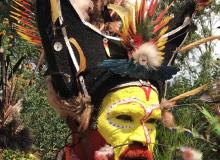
[107,0,175,69]
[133,42,162,69]
[94,145,114,160]
[162,111,176,128]
[10,0,42,47]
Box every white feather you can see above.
[133,43,162,69]
[95,145,114,160]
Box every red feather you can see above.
[13,0,33,14]
[148,0,158,18]
[153,0,176,25]
[138,0,146,23]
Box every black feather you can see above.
[98,59,179,81]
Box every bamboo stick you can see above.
[177,35,220,53]
[168,84,209,102]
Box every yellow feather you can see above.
[158,51,165,55]
[10,15,19,22]
[157,16,173,29]
[108,4,130,36]
[157,37,168,43]
[159,26,169,36]
[17,31,32,41]
[126,3,136,33]
[50,0,60,24]
[154,16,173,33]
[161,16,173,25]
[69,38,87,74]
[10,11,22,18]
[158,46,165,51]
[157,42,167,48]
[157,37,167,47]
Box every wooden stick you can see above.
[177,35,220,53]
[168,84,209,102]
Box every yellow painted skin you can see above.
[97,86,161,160]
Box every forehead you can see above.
[100,86,161,118]
[103,86,159,105]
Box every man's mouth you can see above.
[119,144,153,160]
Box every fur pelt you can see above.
[47,76,92,131]
[133,43,162,69]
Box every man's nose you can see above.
[128,125,150,145]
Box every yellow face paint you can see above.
[97,86,161,160]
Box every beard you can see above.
[119,144,154,160]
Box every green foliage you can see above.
[21,77,69,160]
[154,101,220,159]
[1,150,39,160]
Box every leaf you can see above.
[200,107,220,136]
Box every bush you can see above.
[21,77,69,160]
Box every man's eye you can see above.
[146,118,157,123]
[116,115,133,122]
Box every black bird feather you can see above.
[99,59,179,81]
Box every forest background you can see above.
[0,0,220,159]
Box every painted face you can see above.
[97,86,161,160]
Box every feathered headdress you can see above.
[99,0,179,81]
[109,0,175,67]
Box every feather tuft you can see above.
[95,145,114,160]
[162,111,176,128]
[133,43,162,69]
[180,147,203,160]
